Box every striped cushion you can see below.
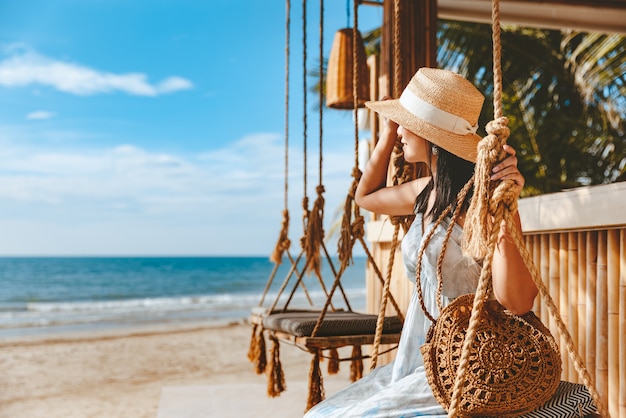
[522,381,597,418]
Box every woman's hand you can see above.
[490,144,525,198]
[378,96,399,138]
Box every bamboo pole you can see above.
[531,235,542,315]
[596,230,609,405]
[549,233,565,378]
[559,233,570,380]
[618,228,626,418]
[568,231,579,382]
[540,234,550,326]
[607,229,619,418]
[586,231,598,385]
[577,231,587,385]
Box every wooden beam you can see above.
[438,0,626,34]
[270,330,401,350]
[519,183,626,234]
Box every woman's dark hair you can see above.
[414,145,475,220]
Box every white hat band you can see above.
[399,89,478,136]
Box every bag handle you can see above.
[414,178,475,323]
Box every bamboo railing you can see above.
[365,181,626,418]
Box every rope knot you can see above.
[270,209,291,264]
[462,116,511,260]
[479,117,510,164]
[485,116,510,139]
[351,215,365,240]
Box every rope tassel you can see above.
[304,186,325,275]
[247,323,258,362]
[327,348,340,375]
[306,349,325,411]
[350,345,363,382]
[247,324,267,374]
[267,334,286,397]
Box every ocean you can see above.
[0,256,367,339]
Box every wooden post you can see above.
[577,231,587,384]
[567,232,578,382]
[586,231,598,384]
[539,234,544,324]
[531,235,542,315]
[559,233,570,379]
[549,233,563,377]
[618,228,626,418]
[381,0,437,97]
[596,230,608,405]
[607,229,619,418]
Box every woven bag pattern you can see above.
[421,294,562,417]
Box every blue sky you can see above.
[0,0,383,256]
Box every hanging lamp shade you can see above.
[326,28,369,109]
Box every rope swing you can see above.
[449,0,610,417]
[248,0,408,411]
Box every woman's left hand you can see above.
[490,144,525,198]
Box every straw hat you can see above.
[366,67,485,162]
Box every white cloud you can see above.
[0,133,356,255]
[26,110,55,120]
[157,77,193,93]
[0,46,193,96]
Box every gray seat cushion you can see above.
[262,310,403,337]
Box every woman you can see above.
[304,68,594,417]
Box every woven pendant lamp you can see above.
[326,28,369,109]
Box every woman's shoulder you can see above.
[414,176,433,194]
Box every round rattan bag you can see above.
[420,293,562,417]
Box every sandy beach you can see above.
[0,321,357,418]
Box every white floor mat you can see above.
[158,381,349,418]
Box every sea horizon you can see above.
[0,255,368,339]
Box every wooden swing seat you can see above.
[250,309,402,350]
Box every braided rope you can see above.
[434,180,475,312]
[270,0,292,266]
[284,0,291,215]
[352,0,360,167]
[337,0,361,273]
[370,224,400,370]
[414,180,473,322]
[392,0,402,97]
[303,0,326,277]
[414,205,453,323]
[447,157,510,416]
[300,0,310,246]
[356,233,404,323]
[319,0,324,188]
[367,0,412,367]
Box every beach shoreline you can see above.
[0,320,356,418]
